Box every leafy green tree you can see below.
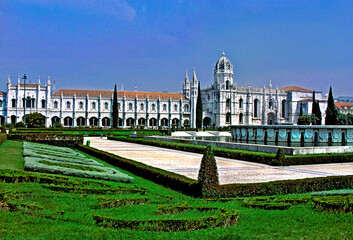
[196,81,203,129]
[337,113,348,125]
[15,121,26,128]
[347,113,353,125]
[325,86,339,125]
[112,84,118,129]
[26,112,45,128]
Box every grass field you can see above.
[1,140,353,239]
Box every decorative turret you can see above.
[213,52,234,89]
[38,76,41,85]
[182,70,191,99]
[7,75,11,90]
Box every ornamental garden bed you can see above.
[23,142,134,183]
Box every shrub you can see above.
[312,195,353,213]
[25,112,45,128]
[15,121,26,128]
[297,115,311,125]
[198,145,219,198]
[0,133,6,146]
[1,124,6,133]
[8,133,83,147]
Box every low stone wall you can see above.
[230,125,353,144]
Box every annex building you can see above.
[0,53,328,128]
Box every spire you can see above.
[38,76,40,85]
[121,83,124,91]
[184,70,189,83]
[192,69,198,83]
[269,80,272,89]
[47,76,51,86]
[18,75,20,84]
[222,51,225,57]
[7,75,10,84]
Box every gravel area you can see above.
[85,137,353,184]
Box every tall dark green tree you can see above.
[112,84,118,128]
[311,91,322,125]
[299,102,303,116]
[325,86,338,125]
[196,81,203,129]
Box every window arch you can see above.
[226,80,230,89]
[79,101,83,109]
[53,101,58,109]
[184,104,189,112]
[104,102,109,110]
[66,101,71,109]
[92,102,96,110]
[282,100,286,118]
[239,113,243,124]
[11,99,16,108]
[226,99,230,108]
[151,103,156,111]
[174,104,178,112]
[140,103,144,111]
[239,98,243,109]
[41,99,46,108]
[0,100,2,108]
[269,98,273,109]
[226,112,231,123]
[163,104,167,111]
[254,99,260,118]
[128,103,133,110]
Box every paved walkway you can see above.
[85,137,353,184]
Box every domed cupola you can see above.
[214,52,233,74]
[213,52,234,89]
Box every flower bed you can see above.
[23,142,134,183]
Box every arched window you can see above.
[53,101,58,109]
[254,99,260,118]
[0,100,2,108]
[140,103,144,111]
[184,104,189,112]
[163,104,167,111]
[239,98,243,109]
[12,99,16,108]
[226,99,230,108]
[269,98,273,109]
[92,102,96,109]
[239,113,243,124]
[282,100,286,118]
[174,104,178,112]
[41,99,46,108]
[118,103,121,110]
[151,104,156,111]
[66,101,71,109]
[226,80,230,90]
[128,103,133,110]
[226,112,231,123]
[104,102,109,110]
[79,101,83,109]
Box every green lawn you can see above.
[0,140,24,170]
[1,140,353,239]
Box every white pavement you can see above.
[85,137,353,184]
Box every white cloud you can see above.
[15,0,136,20]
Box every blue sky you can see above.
[0,0,352,96]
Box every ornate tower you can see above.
[190,69,199,128]
[213,52,234,90]
[182,70,190,99]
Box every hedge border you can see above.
[7,133,83,147]
[77,145,200,197]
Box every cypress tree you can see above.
[311,91,322,125]
[299,102,303,116]
[196,81,203,129]
[325,86,338,125]
[112,84,118,128]
[198,145,219,197]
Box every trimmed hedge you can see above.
[242,196,310,210]
[77,145,201,197]
[8,133,83,147]
[217,175,353,197]
[312,195,353,213]
[93,206,238,232]
[0,133,7,146]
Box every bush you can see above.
[312,195,353,213]
[25,112,45,128]
[15,121,26,128]
[0,133,6,146]
[198,146,219,197]
[1,125,6,133]
[297,116,311,125]
[8,133,83,147]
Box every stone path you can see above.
[85,137,353,184]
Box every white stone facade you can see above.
[0,53,327,128]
